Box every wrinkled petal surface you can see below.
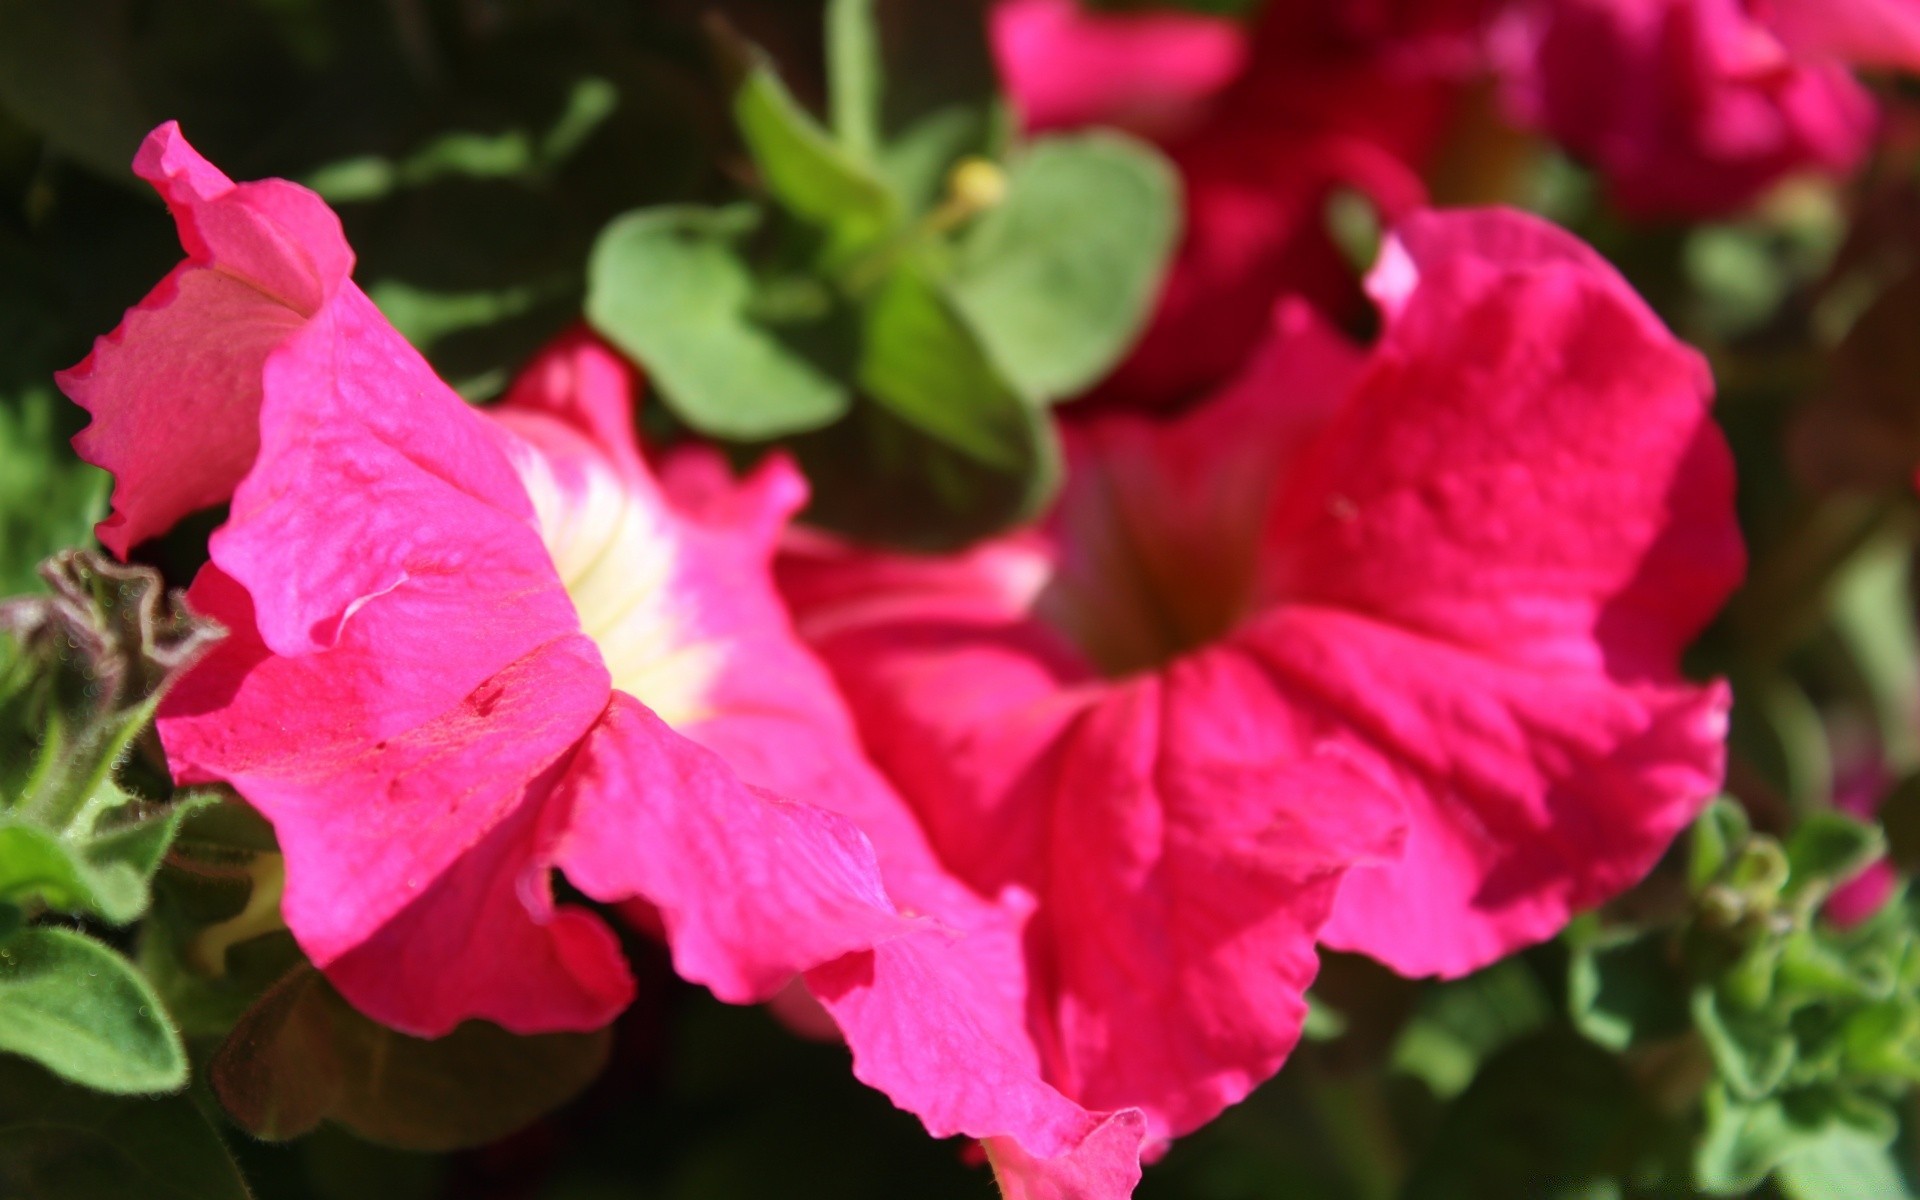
[783,209,1741,1140]
[500,333,1145,1190]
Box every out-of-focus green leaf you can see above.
[1690,798,1751,893]
[859,262,1036,469]
[1391,959,1551,1099]
[0,926,185,1094]
[1568,925,1692,1053]
[1777,1123,1920,1199]
[0,389,108,598]
[787,259,1060,548]
[947,133,1177,401]
[1785,813,1885,903]
[587,204,851,439]
[305,77,620,203]
[212,965,611,1151]
[1697,1085,1895,1195]
[732,55,899,265]
[1694,987,1796,1100]
[1830,532,1920,772]
[1401,1030,1676,1200]
[0,1056,250,1199]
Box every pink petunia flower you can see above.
[58,123,910,1038]
[64,123,1156,1194]
[1495,0,1920,219]
[992,0,1478,409]
[779,208,1744,1152]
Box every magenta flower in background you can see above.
[1496,0,1920,218]
[779,208,1744,1157]
[59,124,909,1038]
[993,0,1475,408]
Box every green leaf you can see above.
[1691,798,1752,892]
[1698,1085,1897,1195]
[732,54,899,264]
[1401,1030,1677,1200]
[1568,927,1691,1053]
[0,926,186,1094]
[1391,959,1552,1098]
[946,133,1178,402]
[586,205,852,439]
[0,389,109,598]
[0,795,215,925]
[1777,1123,1920,1199]
[0,1056,251,1200]
[1696,1087,1801,1195]
[213,965,611,1151]
[859,263,1038,468]
[1694,985,1796,1100]
[1786,813,1885,901]
[787,260,1061,548]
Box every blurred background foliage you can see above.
[8,1,1920,1198]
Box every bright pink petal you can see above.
[1263,210,1741,972]
[161,568,627,1036]
[551,693,906,1003]
[497,334,1143,1175]
[986,1110,1149,1200]
[113,133,907,1038]
[784,206,1741,1136]
[59,122,353,555]
[991,0,1247,137]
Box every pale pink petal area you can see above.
[1769,0,1920,72]
[992,0,1248,138]
[986,1109,1149,1200]
[552,693,908,1004]
[161,567,627,1036]
[494,335,1144,1178]
[58,122,352,555]
[1496,0,1877,218]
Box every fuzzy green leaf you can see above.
[0,926,186,1094]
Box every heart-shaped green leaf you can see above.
[946,133,1178,402]
[586,205,853,439]
[213,965,611,1152]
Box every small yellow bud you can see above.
[947,157,1008,214]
